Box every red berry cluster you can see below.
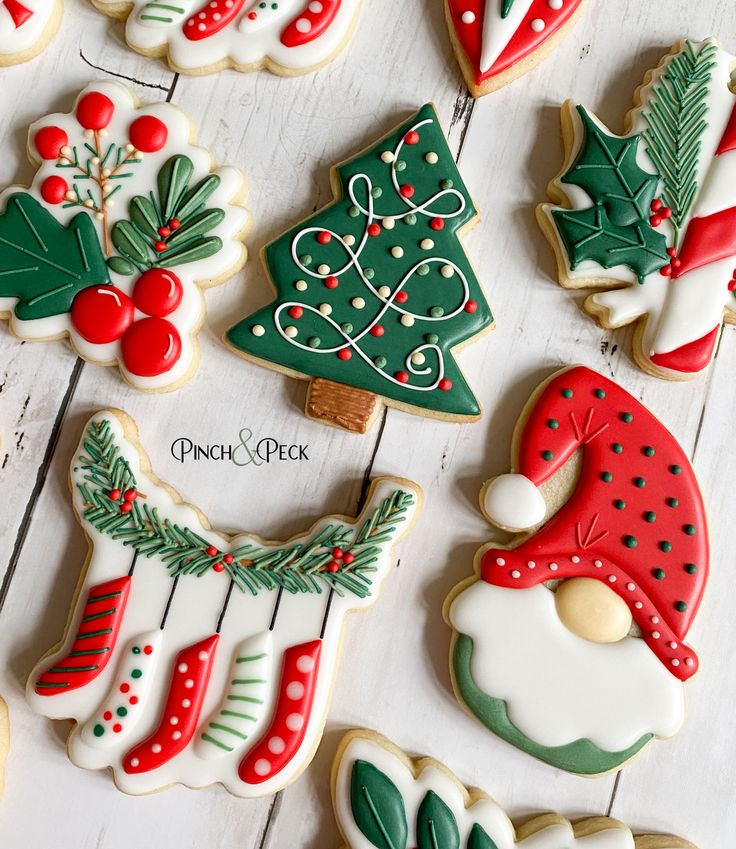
[649,198,673,228]
[70,269,183,376]
[108,487,141,514]
[205,546,235,573]
[326,547,355,573]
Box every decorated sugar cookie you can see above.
[333,730,698,849]
[226,104,493,434]
[26,410,421,796]
[539,38,736,380]
[0,82,248,391]
[0,0,61,67]
[445,366,710,775]
[91,0,362,75]
[445,0,587,98]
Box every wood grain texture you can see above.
[1,0,734,846]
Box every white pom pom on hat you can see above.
[482,474,546,531]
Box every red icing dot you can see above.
[370,325,385,337]
[660,265,673,277]
[213,562,225,573]
[124,488,138,502]
[120,682,130,693]
[70,285,135,343]
[342,552,355,565]
[439,378,453,391]
[109,489,121,501]
[651,199,663,212]
[729,280,736,292]
[332,547,344,559]
[671,258,681,269]
[395,371,409,383]
[132,269,183,318]
[661,207,673,219]
[143,644,153,654]
[327,560,340,573]
[650,215,662,227]
[224,554,234,565]
[169,219,181,230]
[394,291,408,304]
[120,502,133,514]
[76,92,115,131]
[325,276,339,289]
[248,10,256,18]
[130,696,139,705]
[338,349,352,360]
[103,711,113,721]
[113,723,123,733]
[40,175,68,204]
[317,231,331,245]
[464,300,478,313]
[405,130,420,145]
[34,126,68,160]
[430,217,444,231]
[120,317,182,377]
[206,546,218,556]
[667,247,677,257]
[400,184,415,198]
[368,223,381,237]
[158,226,172,238]
[128,115,168,152]
[289,306,304,319]
[154,240,168,253]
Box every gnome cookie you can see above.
[445,365,710,775]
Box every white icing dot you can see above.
[527,561,536,568]
[296,655,315,674]
[213,11,221,19]
[531,17,545,31]
[651,616,660,624]
[169,716,179,726]
[496,557,506,566]
[152,743,162,753]
[391,246,404,258]
[378,285,391,298]
[184,679,194,689]
[295,280,308,291]
[571,556,580,564]
[411,352,425,365]
[381,151,395,164]
[317,263,330,274]
[548,0,563,8]
[425,151,439,164]
[671,658,680,667]
[626,582,635,591]
[286,713,304,731]
[130,758,140,767]
[178,663,188,673]
[652,631,661,639]
[634,601,643,609]
[254,758,272,776]
[268,736,286,754]
[440,265,455,278]
[285,326,298,338]
[549,562,559,571]
[382,217,396,229]
[685,658,695,666]
[401,315,415,327]
[608,575,617,583]
[198,651,207,661]
[197,10,205,16]
[343,234,356,246]
[197,22,205,30]
[352,297,366,309]
[172,731,182,740]
[296,16,311,31]
[511,570,521,579]
[308,0,322,10]
[287,681,305,700]
[251,324,265,337]
[461,10,475,23]
[319,303,332,315]
[420,238,434,250]
[181,699,191,708]
[594,560,603,568]
[669,641,678,649]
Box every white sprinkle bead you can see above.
[527,561,536,568]
[531,17,545,31]
[287,681,305,700]
[317,263,330,274]
[172,730,182,740]
[671,658,680,667]
[296,655,315,673]
[295,17,310,32]
[295,280,308,291]
[652,631,661,639]
[391,246,404,258]
[286,713,304,731]
[626,582,635,591]
[420,238,434,250]
[549,562,558,571]
[284,326,298,338]
[178,663,188,673]
[382,217,396,230]
[511,570,521,579]
[378,285,391,298]
[441,265,455,278]
[425,151,439,164]
[343,234,356,246]
[496,557,506,566]
[401,315,415,327]
[548,0,563,8]
[152,743,162,753]
[608,575,617,583]
[198,651,207,661]
[634,601,643,609]
[352,297,366,309]
[381,151,395,164]
[254,758,271,776]
[411,352,426,365]
[594,560,603,568]
[268,736,286,755]
[461,11,475,23]
[685,658,695,666]
[669,641,678,649]
[571,556,580,564]
[319,303,332,315]
[181,699,191,708]
[184,679,194,688]
[651,616,660,624]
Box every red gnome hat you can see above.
[481,366,709,682]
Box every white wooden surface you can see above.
[1,1,735,847]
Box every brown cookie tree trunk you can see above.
[306,378,379,434]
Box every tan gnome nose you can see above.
[554,578,633,643]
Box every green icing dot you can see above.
[621,412,634,423]
[405,213,417,225]
[341,322,353,334]
[644,511,657,523]
[683,524,696,535]
[374,355,387,368]
[623,535,638,548]
[93,724,105,737]
[634,477,646,488]
[667,497,679,508]
[653,568,666,580]
[348,206,359,218]
[643,446,655,457]
[670,464,682,475]
[308,337,321,348]
[675,601,687,613]
[547,419,559,429]
[659,541,672,553]
[595,388,606,399]
[561,388,573,399]
[117,706,128,717]
[131,668,142,679]
[417,264,430,276]
[542,450,554,461]
[440,179,453,189]
[426,333,439,344]
[612,443,623,454]
[601,471,613,483]
[364,267,375,279]
[395,160,407,172]
[371,187,383,198]
[132,646,141,655]
[299,253,312,266]
[614,499,626,510]
[685,563,697,574]
[430,306,444,317]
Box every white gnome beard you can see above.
[449,582,686,751]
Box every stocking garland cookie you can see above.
[26,410,421,796]
[445,0,587,98]
[333,731,698,849]
[445,365,710,776]
[0,0,61,67]
[0,82,248,391]
[226,104,493,434]
[539,38,736,380]
[91,0,362,75]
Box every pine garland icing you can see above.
[75,418,415,598]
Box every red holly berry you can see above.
[120,317,182,377]
[109,489,121,501]
[143,644,153,654]
[327,561,340,574]
[667,247,677,257]
[169,219,181,230]
[34,126,68,160]
[206,546,218,557]
[40,175,68,204]
[128,115,168,153]
[464,300,478,313]
[671,258,681,269]
[325,276,339,289]
[120,683,130,693]
[123,488,138,502]
[154,240,167,253]
[338,349,352,361]
[342,552,355,565]
[129,696,139,705]
[405,130,420,145]
[289,306,303,319]
[104,711,112,721]
[113,723,122,733]
[132,269,183,318]
[223,554,234,565]
[213,562,225,573]
[395,371,409,383]
[317,231,332,245]
[729,280,736,292]
[650,215,662,227]
[158,226,172,238]
[660,265,673,277]
[430,217,444,231]
[120,502,133,514]
[651,199,663,212]
[439,378,453,391]
[76,92,115,131]
[368,223,381,237]
[71,286,135,344]
[370,325,385,337]
[332,547,344,559]
[394,291,408,304]
[400,184,415,198]
[661,207,673,219]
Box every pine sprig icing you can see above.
[642,40,719,247]
[75,419,414,600]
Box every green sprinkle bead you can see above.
[667,497,679,508]
[561,388,573,398]
[131,668,142,679]
[430,306,444,317]
[93,724,105,737]
[685,563,697,574]
[299,254,312,266]
[364,267,375,279]
[623,535,638,548]
[542,450,554,461]
[614,499,626,510]
[417,264,430,276]
[644,511,656,523]
[395,160,407,171]
[547,419,559,429]
[595,388,606,399]
[308,337,321,348]
[675,601,687,612]
[117,706,128,717]
[683,524,696,535]
[426,333,439,344]
[670,464,682,475]
[601,471,613,482]
[653,568,666,580]
[643,446,655,457]
[634,477,646,488]
[132,646,140,654]
[348,206,359,217]
[374,355,387,368]
[621,412,634,423]
[612,443,623,454]
[341,323,353,334]
[405,213,417,225]
[440,179,453,189]
[371,187,383,198]
[659,541,672,553]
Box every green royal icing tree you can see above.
[226,104,492,434]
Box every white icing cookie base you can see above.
[0,0,58,60]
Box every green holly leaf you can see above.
[0,193,109,320]
[467,824,498,849]
[107,256,135,276]
[417,791,459,849]
[351,760,408,849]
[562,107,660,226]
[552,205,669,283]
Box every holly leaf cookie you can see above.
[26,410,422,796]
[0,0,62,67]
[332,730,698,849]
[539,38,736,380]
[445,0,588,98]
[90,0,363,75]
[445,366,710,776]
[226,103,494,434]
[0,81,249,391]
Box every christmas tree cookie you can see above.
[26,410,421,796]
[91,0,362,76]
[0,82,248,391]
[0,0,61,67]
[445,0,588,97]
[332,730,698,849]
[539,38,736,380]
[445,366,710,776]
[226,104,493,434]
